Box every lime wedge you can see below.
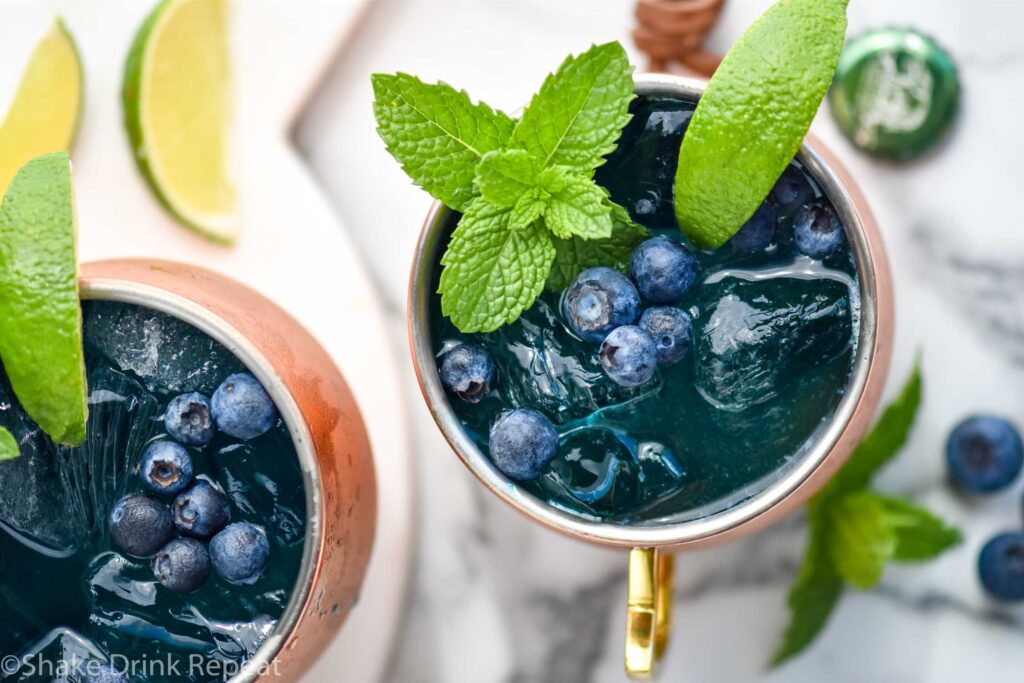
[123,0,237,244]
[0,18,82,201]
[0,153,87,446]
[674,0,848,249]
[0,428,18,461]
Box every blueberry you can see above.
[729,202,777,254]
[629,236,698,304]
[979,532,1024,602]
[211,373,278,440]
[108,493,175,557]
[164,392,215,446]
[946,415,1024,493]
[173,480,231,539]
[770,164,815,208]
[139,440,194,495]
[439,344,495,403]
[638,307,693,365]
[794,200,846,260]
[600,326,658,387]
[488,409,559,481]
[562,267,641,343]
[210,522,271,585]
[152,537,211,593]
[83,663,128,683]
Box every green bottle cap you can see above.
[828,28,960,160]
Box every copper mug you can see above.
[79,259,377,682]
[408,73,893,679]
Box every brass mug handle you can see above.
[625,548,674,679]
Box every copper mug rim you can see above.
[407,72,894,551]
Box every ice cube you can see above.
[694,275,853,412]
[0,364,160,558]
[212,443,304,547]
[0,367,79,557]
[54,366,160,542]
[83,302,245,396]
[540,428,637,517]
[87,552,277,667]
[486,299,660,424]
[3,627,106,681]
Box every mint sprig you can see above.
[772,364,961,665]
[0,427,18,461]
[373,42,640,333]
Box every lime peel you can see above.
[674,0,849,249]
[123,0,237,244]
[0,152,87,446]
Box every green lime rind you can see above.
[0,427,19,461]
[122,0,233,246]
[674,0,849,249]
[0,152,87,446]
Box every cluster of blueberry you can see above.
[439,179,847,483]
[106,373,277,594]
[945,415,1024,602]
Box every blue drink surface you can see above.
[429,94,860,523]
[0,302,305,681]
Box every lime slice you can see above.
[123,0,237,244]
[0,153,87,446]
[674,0,848,249]
[0,18,82,201]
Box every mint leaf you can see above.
[372,73,515,211]
[475,149,539,207]
[772,509,843,666]
[543,172,613,240]
[546,204,648,291]
[877,495,962,561]
[509,189,547,231]
[511,42,634,171]
[827,491,897,589]
[823,363,922,499]
[0,427,18,461]
[438,199,555,332]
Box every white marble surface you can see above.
[296,1,1024,681]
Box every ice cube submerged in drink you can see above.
[0,301,306,681]
[430,94,860,522]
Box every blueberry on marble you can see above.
[600,326,657,387]
[173,480,231,539]
[729,202,777,254]
[210,522,271,585]
[638,307,693,365]
[488,409,559,481]
[771,164,815,208]
[211,373,278,440]
[84,663,128,683]
[629,236,698,303]
[978,532,1024,602]
[152,537,212,593]
[139,440,194,495]
[108,493,175,557]
[793,200,846,260]
[562,267,641,343]
[946,415,1023,493]
[164,392,215,446]
[439,343,496,403]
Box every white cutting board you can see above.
[0,2,414,682]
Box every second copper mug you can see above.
[408,73,894,679]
